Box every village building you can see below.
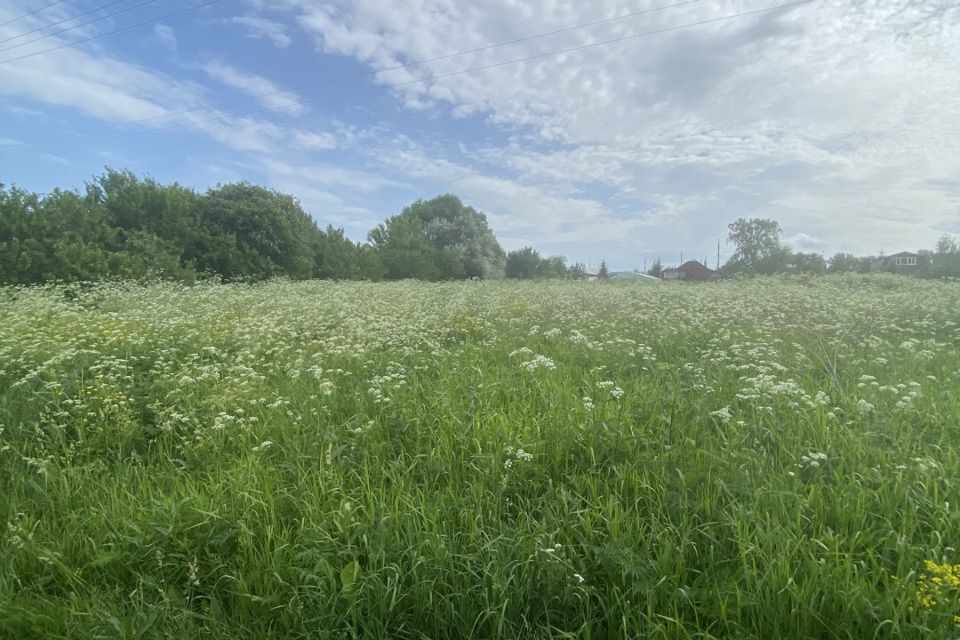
[661,260,717,282]
[871,251,922,273]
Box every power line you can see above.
[0,0,226,64]
[0,0,69,29]
[8,0,816,156]
[0,0,144,47]
[1,0,705,149]
[12,0,815,153]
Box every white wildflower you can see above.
[520,355,556,372]
[709,406,733,424]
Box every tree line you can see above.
[0,169,587,285]
[710,218,960,279]
[2,170,957,285]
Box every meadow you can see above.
[1,275,959,639]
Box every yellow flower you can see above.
[917,559,960,624]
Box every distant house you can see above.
[662,260,717,282]
[871,251,921,273]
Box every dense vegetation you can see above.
[3,171,958,285]
[2,276,960,638]
[715,218,960,278]
[0,171,509,284]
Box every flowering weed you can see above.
[0,275,958,637]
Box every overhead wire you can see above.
[0,0,226,64]
[0,0,144,47]
[1,0,705,149]
[0,0,70,29]
[6,0,816,157]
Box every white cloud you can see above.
[4,0,959,265]
[226,16,292,48]
[783,232,826,253]
[255,159,393,230]
[0,24,293,156]
[277,0,960,257]
[291,130,338,151]
[261,157,408,193]
[6,104,47,119]
[201,60,307,116]
[366,138,662,264]
[153,24,177,55]
[1,51,181,123]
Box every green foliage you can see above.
[597,260,610,279]
[505,246,541,279]
[789,251,826,274]
[371,194,505,280]
[930,235,960,278]
[567,261,588,280]
[7,170,954,289]
[539,255,568,279]
[192,182,318,280]
[0,172,503,285]
[724,217,784,274]
[92,169,201,244]
[370,213,464,280]
[931,253,960,278]
[647,257,663,278]
[1,187,120,283]
[1,276,959,638]
[313,225,380,280]
[505,247,570,279]
[935,234,959,255]
[828,252,874,273]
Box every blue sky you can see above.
[1,0,958,271]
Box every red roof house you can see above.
[662,260,717,282]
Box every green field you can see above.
[2,276,960,638]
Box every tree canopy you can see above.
[724,218,784,274]
[504,247,575,279]
[0,173,514,285]
[0,170,370,284]
[369,195,505,280]
[647,257,663,278]
[4,170,959,285]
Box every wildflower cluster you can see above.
[2,275,959,637]
[917,560,960,623]
[596,380,624,400]
[798,451,828,469]
[518,354,557,373]
[504,445,534,470]
[368,362,409,404]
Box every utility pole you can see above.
[680,250,684,265]
[717,240,720,270]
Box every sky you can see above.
[0,0,958,271]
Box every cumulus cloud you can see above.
[784,232,826,253]
[3,0,958,265]
[276,0,960,258]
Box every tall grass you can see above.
[1,275,959,638]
